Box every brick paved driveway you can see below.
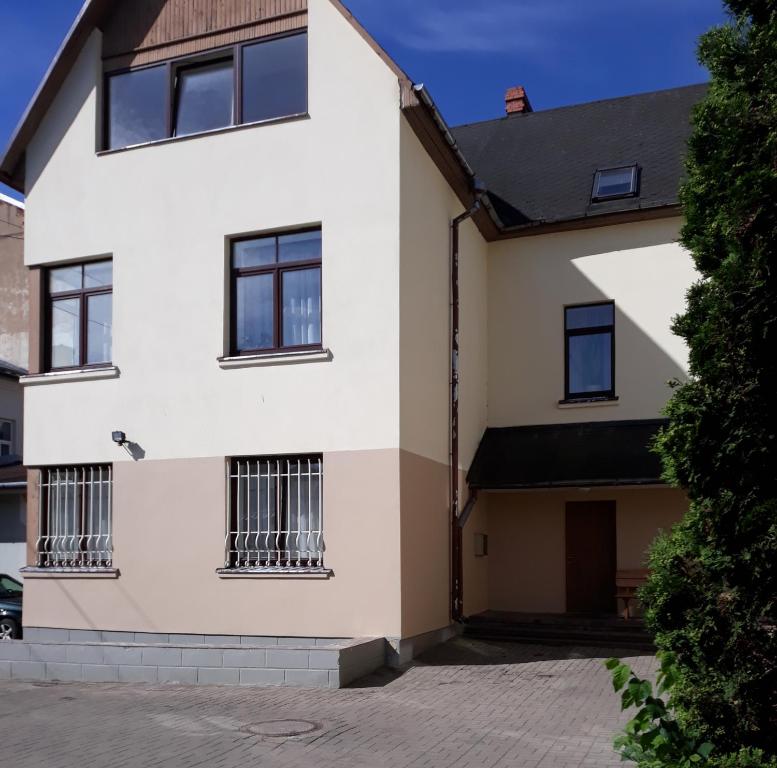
[1,638,654,768]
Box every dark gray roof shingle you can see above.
[452,83,707,229]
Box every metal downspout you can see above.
[450,198,482,622]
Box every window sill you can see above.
[20,567,119,579]
[558,396,619,409]
[218,349,332,369]
[216,567,333,580]
[20,366,120,386]
[97,113,310,157]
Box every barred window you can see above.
[37,466,113,568]
[226,456,323,570]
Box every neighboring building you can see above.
[0,193,28,579]
[0,0,699,682]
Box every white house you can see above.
[0,0,700,684]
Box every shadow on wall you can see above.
[488,218,693,426]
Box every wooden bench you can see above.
[616,569,650,620]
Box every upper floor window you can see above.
[47,260,113,371]
[592,166,639,202]
[564,302,615,402]
[105,31,308,151]
[174,58,234,137]
[231,229,322,355]
[37,466,113,569]
[225,455,324,571]
[0,419,13,456]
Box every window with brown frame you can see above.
[37,466,113,569]
[104,31,308,151]
[225,455,324,570]
[231,229,322,355]
[563,301,616,402]
[46,260,113,371]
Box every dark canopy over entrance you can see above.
[467,419,667,491]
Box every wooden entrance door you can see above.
[565,501,616,614]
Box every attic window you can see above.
[104,31,308,151]
[592,166,639,201]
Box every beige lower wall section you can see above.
[399,450,450,638]
[481,487,687,615]
[24,450,403,639]
[462,493,489,616]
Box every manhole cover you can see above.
[244,720,322,738]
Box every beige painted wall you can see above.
[23,449,403,637]
[488,218,696,427]
[398,117,488,469]
[396,115,489,637]
[399,450,449,637]
[484,487,687,614]
[20,0,414,640]
[24,0,403,466]
[462,493,489,616]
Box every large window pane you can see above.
[234,237,276,269]
[279,230,321,263]
[107,66,168,150]
[236,273,274,351]
[50,265,82,293]
[174,59,234,137]
[41,466,113,568]
[87,294,113,365]
[84,261,113,289]
[242,33,308,124]
[595,167,637,199]
[283,268,321,347]
[51,298,80,368]
[566,304,614,330]
[569,332,612,394]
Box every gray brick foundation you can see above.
[1,632,385,689]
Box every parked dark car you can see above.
[0,574,22,640]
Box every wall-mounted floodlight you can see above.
[112,431,127,447]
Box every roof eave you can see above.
[0,0,113,192]
[494,202,683,240]
[401,83,502,240]
[470,478,667,491]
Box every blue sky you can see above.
[0,0,726,201]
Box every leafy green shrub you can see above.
[607,654,777,768]
[708,749,777,768]
[606,653,714,767]
[640,0,777,755]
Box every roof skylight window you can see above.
[592,165,639,201]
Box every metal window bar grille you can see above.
[226,456,323,569]
[37,466,113,568]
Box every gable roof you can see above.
[453,84,706,235]
[0,1,702,241]
[0,193,24,210]
[0,1,409,181]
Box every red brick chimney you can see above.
[505,86,533,115]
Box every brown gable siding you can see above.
[102,0,307,70]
